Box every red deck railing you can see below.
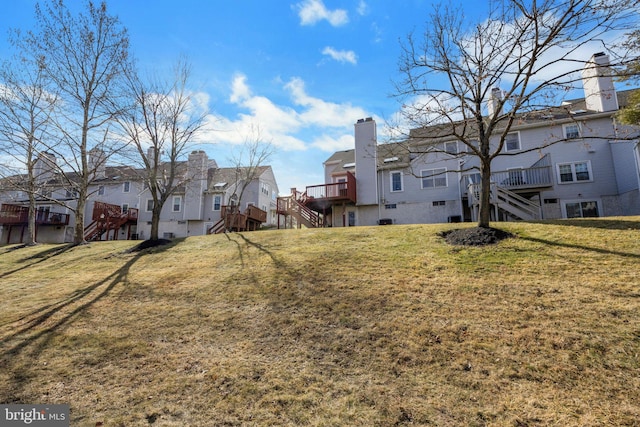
[0,204,70,226]
[303,171,356,204]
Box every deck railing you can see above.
[0,204,70,225]
[303,171,356,204]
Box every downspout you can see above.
[377,169,384,224]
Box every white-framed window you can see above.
[146,199,154,212]
[213,195,221,211]
[557,161,592,183]
[98,185,105,196]
[122,203,129,213]
[421,168,448,188]
[390,171,403,192]
[172,196,182,212]
[261,182,269,195]
[444,141,458,155]
[563,200,599,218]
[123,181,131,193]
[505,132,521,152]
[563,123,581,139]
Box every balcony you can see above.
[302,171,357,212]
[0,204,70,226]
[492,165,553,190]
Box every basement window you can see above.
[432,200,446,206]
[384,204,397,209]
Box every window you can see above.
[565,201,599,218]
[505,132,520,151]
[563,123,581,139]
[464,140,479,153]
[213,195,221,211]
[432,200,446,206]
[123,181,131,193]
[172,196,182,212]
[444,141,458,154]
[557,161,592,183]
[66,189,78,198]
[385,204,397,209]
[122,203,129,213]
[98,185,105,196]
[146,199,154,212]
[421,168,447,188]
[390,171,403,192]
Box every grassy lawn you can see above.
[1,218,639,426]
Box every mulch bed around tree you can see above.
[438,227,514,246]
[127,239,172,252]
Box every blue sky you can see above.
[0,1,632,194]
[2,0,445,194]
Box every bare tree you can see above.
[118,60,206,241]
[0,53,58,245]
[617,29,640,125]
[15,0,132,244]
[224,125,275,231]
[395,0,638,228]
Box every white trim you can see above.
[561,199,600,218]
[172,196,182,212]
[556,160,593,184]
[563,122,581,140]
[505,131,521,152]
[420,167,448,189]
[390,171,403,192]
[213,195,222,211]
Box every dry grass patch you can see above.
[1,218,639,426]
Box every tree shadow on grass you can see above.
[535,218,640,230]
[0,244,75,281]
[519,235,640,259]
[0,242,177,403]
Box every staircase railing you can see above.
[277,194,323,228]
[494,185,541,220]
[468,182,541,221]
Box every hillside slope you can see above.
[1,219,639,426]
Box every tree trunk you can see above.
[477,160,492,228]
[27,192,37,245]
[74,196,86,245]
[150,204,161,241]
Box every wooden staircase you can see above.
[207,205,267,234]
[276,193,324,229]
[468,183,541,221]
[84,201,138,241]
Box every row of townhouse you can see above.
[0,150,279,244]
[277,53,640,227]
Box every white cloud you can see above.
[310,133,354,152]
[284,77,370,128]
[197,74,376,155]
[295,0,349,26]
[321,46,358,65]
[357,0,368,16]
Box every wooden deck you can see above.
[0,204,70,226]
